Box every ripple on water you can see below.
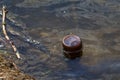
[1,0,120,80]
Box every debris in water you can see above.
[62,34,83,59]
[2,6,21,59]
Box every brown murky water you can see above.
[0,0,120,80]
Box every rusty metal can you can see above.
[62,34,82,59]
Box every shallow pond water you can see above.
[0,0,120,80]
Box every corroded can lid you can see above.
[62,34,82,48]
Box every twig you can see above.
[2,6,21,59]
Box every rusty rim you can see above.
[62,34,81,47]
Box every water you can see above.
[0,0,120,80]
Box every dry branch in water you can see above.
[2,6,21,59]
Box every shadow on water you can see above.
[0,0,120,80]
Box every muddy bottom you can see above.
[0,53,35,80]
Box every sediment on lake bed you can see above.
[0,54,35,80]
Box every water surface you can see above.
[0,0,120,80]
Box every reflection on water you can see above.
[0,0,120,80]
